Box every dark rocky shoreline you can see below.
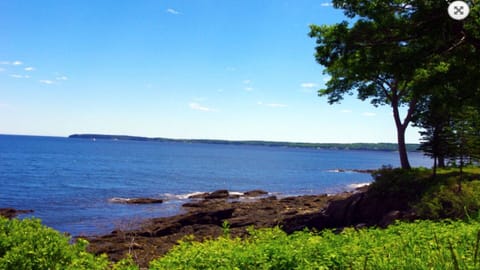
[84,186,413,267]
[1,185,414,268]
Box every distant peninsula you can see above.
[68,134,420,152]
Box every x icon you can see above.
[454,6,464,15]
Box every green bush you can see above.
[414,180,480,219]
[151,220,480,269]
[0,217,109,269]
[369,166,432,201]
[0,217,137,270]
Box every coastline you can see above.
[84,184,411,268]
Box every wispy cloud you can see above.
[266,103,288,108]
[243,79,251,84]
[166,8,180,15]
[24,67,35,71]
[189,102,216,112]
[244,87,254,92]
[300,82,318,88]
[0,67,5,72]
[39,79,55,85]
[1,60,23,66]
[257,101,288,108]
[226,66,236,72]
[362,112,376,117]
[320,2,333,7]
[56,75,68,81]
[9,74,30,79]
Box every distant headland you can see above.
[68,134,420,152]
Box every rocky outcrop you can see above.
[323,188,416,228]
[0,208,33,219]
[86,187,414,267]
[243,190,268,197]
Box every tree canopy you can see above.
[310,0,480,169]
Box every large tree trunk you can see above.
[396,124,411,169]
[391,96,416,170]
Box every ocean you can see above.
[0,134,432,236]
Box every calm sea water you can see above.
[0,135,432,235]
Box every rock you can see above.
[205,190,230,199]
[379,210,402,228]
[109,198,163,204]
[86,186,419,268]
[0,208,33,219]
[188,192,209,199]
[243,190,268,197]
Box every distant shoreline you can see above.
[68,133,420,152]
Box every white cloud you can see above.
[1,60,24,66]
[9,74,30,79]
[300,82,318,88]
[24,67,35,71]
[189,102,216,112]
[244,87,254,92]
[341,109,352,113]
[321,2,333,7]
[166,8,180,15]
[39,79,55,85]
[56,75,68,81]
[257,101,288,108]
[362,112,376,117]
[266,103,288,108]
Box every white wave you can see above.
[347,182,370,189]
[162,191,246,200]
[108,197,132,203]
[161,192,206,200]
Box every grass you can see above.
[151,219,480,269]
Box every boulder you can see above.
[0,208,33,219]
[243,190,268,197]
[205,190,230,199]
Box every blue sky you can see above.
[0,0,422,143]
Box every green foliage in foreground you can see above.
[0,217,137,270]
[152,220,480,269]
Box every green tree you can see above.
[309,0,480,169]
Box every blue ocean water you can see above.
[0,135,432,236]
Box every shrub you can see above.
[414,180,480,219]
[369,166,432,201]
[0,217,137,270]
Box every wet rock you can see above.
[0,208,33,219]
[205,190,229,199]
[109,198,163,204]
[243,190,268,197]
[188,192,209,199]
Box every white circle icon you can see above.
[448,1,470,20]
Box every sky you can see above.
[0,0,422,143]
